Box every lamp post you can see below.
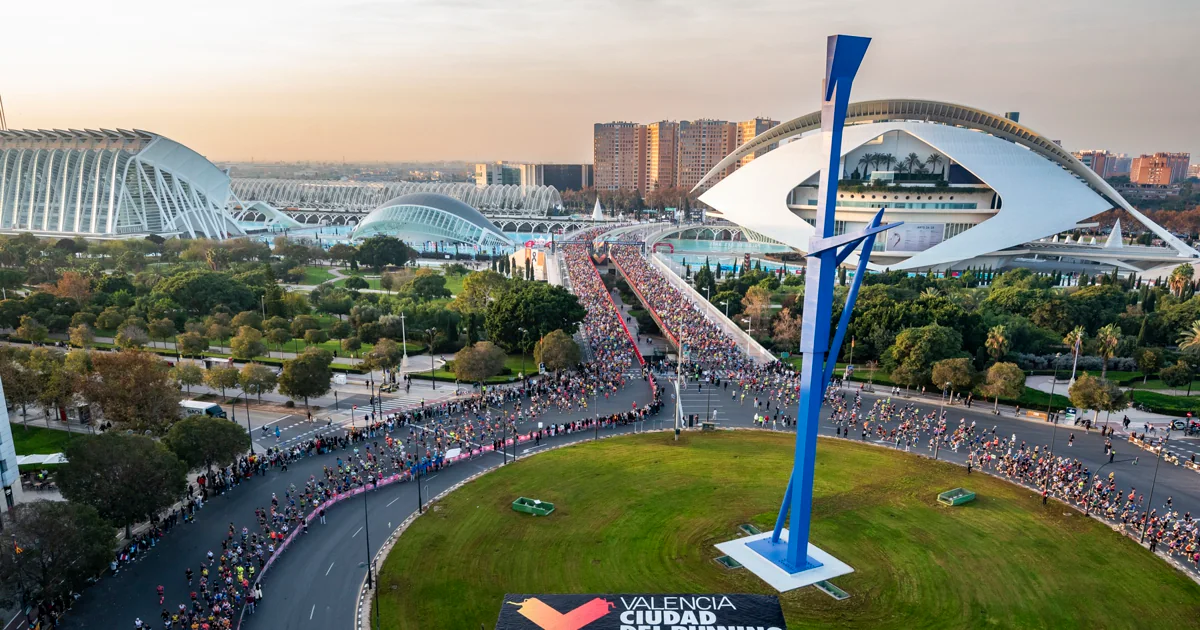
[362,476,374,593]
[934,381,949,460]
[721,300,729,319]
[518,327,528,384]
[425,328,436,390]
[1045,352,1063,489]
[1140,433,1167,544]
[245,396,253,455]
[400,312,408,364]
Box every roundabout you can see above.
[376,431,1200,629]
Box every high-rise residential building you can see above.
[678,119,738,192]
[593,122,646,191]
[1074,149,1112,178]
[1189,164,1200,180]
[1131,152,1190,185]
[736,118,780,169]
[542,164,592,191]
[594,117,777,192]
[645,121,679,192]
[1108,153,1132,176]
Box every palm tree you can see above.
[985,325,1009,363]
[857,153,873,178]
[1095,323,1121,379]
[926,153,945,178]
[1179,319,1200,352]
[903,152,923,174]
[879,153,897,172]
[1063,326,1085,382]
[1168,263,1193,298]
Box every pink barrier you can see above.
[610,255,680,350]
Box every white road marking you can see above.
[325,561,335,576]
[386,497,400,507]
[262,415,295,428]
[310,605,316,620]
[352,526,363,538]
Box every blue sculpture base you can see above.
[715,529,854,592]
[746,536,824,573]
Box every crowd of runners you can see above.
[612,232,1200,575]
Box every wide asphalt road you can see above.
[63,374,1200,629]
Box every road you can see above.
[60,368,1200,629]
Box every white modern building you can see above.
[0,375,23,519]
[698,100,1198,272]
[350,192,514,249]
[0,129,245,239]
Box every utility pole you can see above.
[1140,433,1167,544]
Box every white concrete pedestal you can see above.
[715,530,853,592]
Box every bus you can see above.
[180,400,227,419]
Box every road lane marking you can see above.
[262,415,295,428]
[310,605,316,620]
[386,497,400,507]
[325,561,335,576]
[352,526,363,538]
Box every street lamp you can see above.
[1140,433,1167,544]
[400,312,408,364]
[934,381,950,460]
[518,327,528,384]
[1045,352,1063,489]
[425,328,436,390]
[720,301,729,319]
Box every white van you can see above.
[180,400,227,419]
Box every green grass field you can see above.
[298,266,336,285]
[10,424,74,455]
[332,274,383,290]
[377,432,1200,629]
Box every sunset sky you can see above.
[3,0,1195,163]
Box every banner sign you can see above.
[495,593,786,630]
[885,222,944,252]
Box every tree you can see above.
[888,324,964,388]
[355,235,410,272]
[69,323,95,348]
[304,328,328,346]
[533,329,581,372]
[82,350,181,433]
[484,281,586,353]
[0,502,114,610]
[1069,373,1120,425]
[980,361,1025,413]
[328,243,357,267]
[147,317,176,350]
[51,270,93,304]
[1178,319,1200,353]
[171,363,204,396]
[1160,360,1192,396]
[741,286,772,324]
[932,357,977,398]
[204,365,241,401]
[95,307,125,331]
[1095,323,1122,379]
[165,416,250,471]
[0,354,39,423]
[363,338,403,375]
[1168,263,1194,298]
[341,336,363,354]
[230,326,267,360]
[985,324,1009,363]
[267,327,292,358]
[290,314,321,338]
[115,324,149,349]
[231,310,263,330]
[57,433,187,538]
[150,269,257,314]
[239,363,278,401]
[402,272,451,301]
[15,315,48,344]
[278,348,334,409]
[710,290,744,318]
[772,309,802,350]
[343,275,369,291]
[453,341,507,382]
[452,270,507,315]
[176,331,210,358]
[1135,347,1162,384]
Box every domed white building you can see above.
[698,100,1197,272]
[350,192,513,249]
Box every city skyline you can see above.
[2,0,1196,163]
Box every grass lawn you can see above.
[9,424,74,455]
[443,273,466,296]
[1128,389,1200,415]
[332,275,383,290]
[377,432,1200,629]
[298,266,336,285]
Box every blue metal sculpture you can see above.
[745,34,901,575]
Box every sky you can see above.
[2,0,1196,164]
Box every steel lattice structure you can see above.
[230,178,562,217]
[0,129,241,239]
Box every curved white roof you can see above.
[696,99,1195,258]
[351,192,513,248]
[0,128,240,239]
[231,179,562,216]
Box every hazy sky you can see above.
[3,0,1196,163]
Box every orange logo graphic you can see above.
[506,597,614,630]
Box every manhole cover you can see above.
[714,555,743,569]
